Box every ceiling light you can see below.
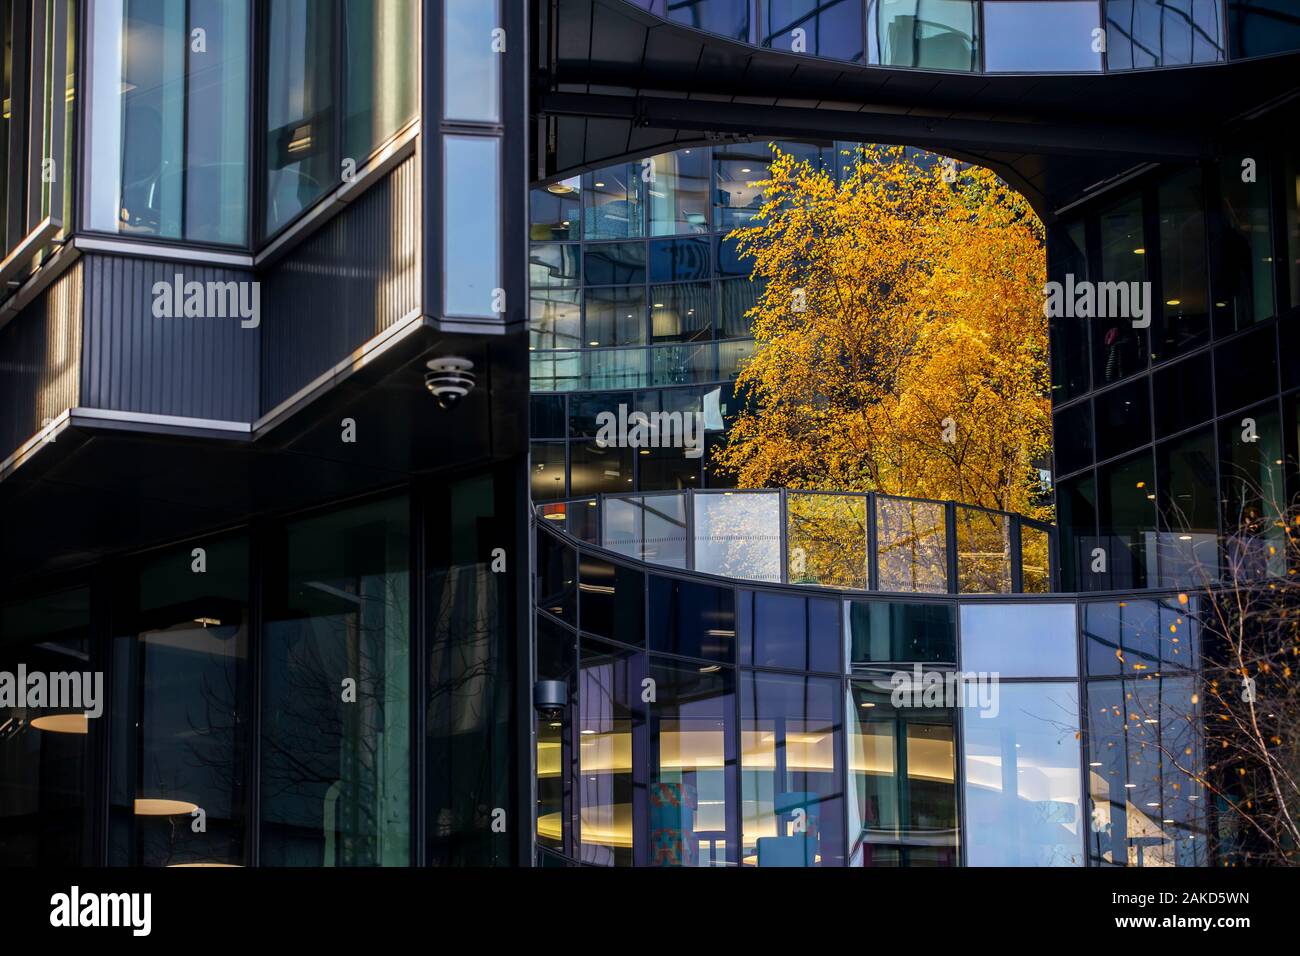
[546,181,578,195]
[1165,299,1181,307]
[31,714,89,735]
[1133,248,1145,255]
[134,798,200,817]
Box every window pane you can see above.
[261,496,411,865]
[583,286,645,347]
[876,497,947,594]
[1086,676,1207,865]
[1214,322,1276,414]
[1155,427,1219,585]
[847,600,957,665]
[959,603,1078,678]
[647,576,737,662]
[714,144,770,228]
[583,241,645,286]
[983,2,1102,73]
[1053,400,1093,476]
[663,0,752,40]
[1093,376,1151,462]
[583,164,645,240]
[444,135,501,317]
[1021,525,1052,593]
[648,659,736,866]
[872,0,979,71]
[1219,403,1286,578]
[578,638,638,865]
[529,243,580,291]
[1213,150,1274,333]
[110,537,250,867]
[1286,147,1300,309]
[0,589,92,865]
[649,237,711,282]
[529,289,580,350]
[648,148,710,236]
[848,681,957,865]
[741,671,844,866]
[787,493,868,590]
[963,683,1083,866]
[1152,351,1213,439]
[444,0,499,123]
[1083,595,1201,679]
[651,282,712,343]
[530,442,567,500]
[718,276,763,339]
[265,0,335,236]
[761,0,864,61]
[1098,450,1156,590]
[570,440,632,496]
[954,507,1011,593]
[88,0,249,244]
[1049,219,1091,401]
[739,591,839,671]
[531,180,581,241]
[186,0,249,244]
[693,492,781,582]
[1057,472,1098,592]
[1106,0,1224,69]
[1095,196,1148,384]
[1230,0,1300,58]
[579,555,644,645]
[1155,169,1210,361]
[344,0,416,158]
[642,492,689,567]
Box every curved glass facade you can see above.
[1049,145,1300,592]
[534,513,1210,866]
[621,0,1300,70]
[539,491,1056,594]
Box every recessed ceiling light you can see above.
[1133,248,1146,255]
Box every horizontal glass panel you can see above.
[959,603,1078,678]
[876,498,947,593]
[983,2,1103,73]
[954,507,1011,593]
[693,492,781,582]
[787,493,868,589]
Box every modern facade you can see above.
[1,0,1297,870]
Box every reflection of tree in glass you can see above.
[787,493,867,589]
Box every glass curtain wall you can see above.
[109,536,251,867]
[260,496,411,866]
[0,589,93,866]
[265,0,417,238]
[87,0,249,245]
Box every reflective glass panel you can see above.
[954,507,1011,593]
[88,0,249,244]
[648,148,711,236]
[959,603,1078,678]
[265,0,335,236]
[693,492,781,582]
[848,681,957,866]
[871,0,979,71]
[648,659,736,866]
[1214,151,1275,334]
[876,497,947,593]
[578,639,638,865]
[444,135,501,317]
[787,493,868,590]
[260,496,411,865]
[0,589,92,865]
[1106,0,1224,69]
[444,0,499,123]
[110,537,249,867]
[983,2,1102,73]
[1094,195,1148,385]
[583,163,646,240]
[847,600,956,665]
[1155,169,1210,361]
[962,682,1083,866]
[345,0,417,158]
[760,0,864,61]
[647,576,736,663]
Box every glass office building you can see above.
[1,0,1297,869]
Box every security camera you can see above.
[533,680,567,721]
[424,357,475,410]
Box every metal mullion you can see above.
[7,0,30,246]
[25,0,47,229]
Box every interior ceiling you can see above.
[538,0,1300,216]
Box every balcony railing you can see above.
[538,488,1056,595]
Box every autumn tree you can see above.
[715,145,1052,523]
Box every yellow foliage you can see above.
[715,145,1052,522]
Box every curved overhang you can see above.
[536,0,1300,216]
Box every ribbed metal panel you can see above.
[79,254,260,422]
[260,153,421,413]
[0,261,83,461]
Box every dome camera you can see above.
[424,357,475,410]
